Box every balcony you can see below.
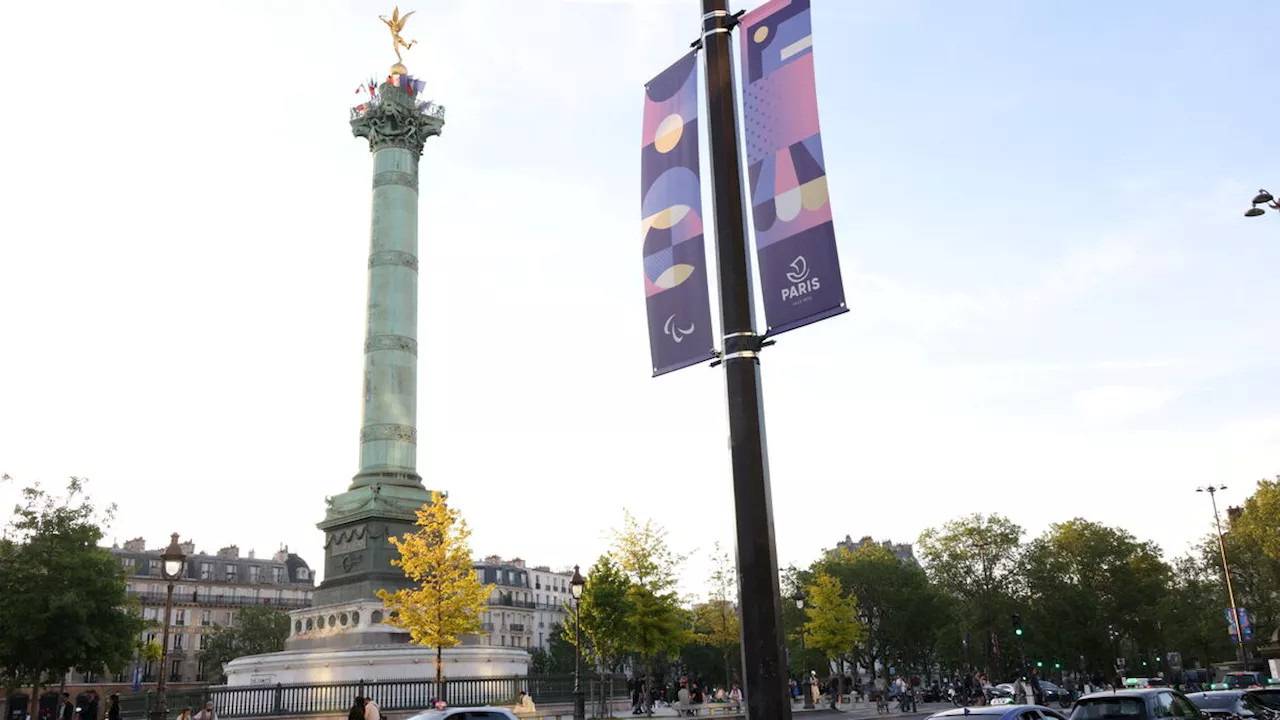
[487,597,535,609]
[128,590,312,609]
[509,624,525,632]
[481,622,494,631]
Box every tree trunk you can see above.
[436,646,443,704]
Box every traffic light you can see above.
[1012,614,1024,637]
[1054,662,1061,670]
[1036,661,1043,668]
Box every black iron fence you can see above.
[119,675,624,719]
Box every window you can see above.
[143,607,158,621]
[196,658,207,682]
[249,566,261,583]
[121,557,135,570]
[297,568,309,580]
[1166,695,1199,719]
[272,567,283,583]
[145,632,157,645]
[224,611,235,626]
[173,634,183,650]
[200,562,213,580]
[142,662,155,682]
[225,564,237,581]
[200,610,211,627]
[169,660,182,682]
[174,609,186,626]
[199,634,209,650]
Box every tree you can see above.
[563,555,633,673]
[201,606,291,681]
[378,491,490,687]
[802,573,866,690]
[1231,476,1280,561]
[691,543,740,687]
[918,514,1024,673]
[0,478,146,717]
[530,624,576,674]
[612,512,688,714]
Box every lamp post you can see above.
[151,533,187,720]
[791,591,814,709]
[1244,189,1278,217]
[570,565,585,720]
[1196,485,1247,664]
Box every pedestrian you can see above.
[362,697,380,720]
[512,691,536,715]
[57,694,73,720]
[105,696,120,720]
[729,683,743,711]
[348,697,364,720]
[192,702,216,720]
[176,708,192,720]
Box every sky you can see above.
[1,0,1278,601]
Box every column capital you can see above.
[350,83,445,156]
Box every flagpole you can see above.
[700,2,792,719]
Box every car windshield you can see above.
[1249,690,1280,710]
[1071,697,1146,720]
[1192,693,1243,711]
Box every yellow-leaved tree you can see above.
[377,492,491,687]
[802,572,866,693]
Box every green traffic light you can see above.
[1015,628,1023,636]
[1054,663,1061,669]
[1036,661,1043,668]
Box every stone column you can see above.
[350,79,444,489]
[307,77,446,610]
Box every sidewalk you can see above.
[599,700,949,718]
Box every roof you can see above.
[930,705,1054,718]
[1079,689,1165,699]
[111,545,314,586]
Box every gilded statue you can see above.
[380,7,417,71]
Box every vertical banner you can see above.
[642,52,715,375]
[739,0,847,335]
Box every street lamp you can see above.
[1196,485,1247,664]
[1244,189,1278,217]
[570,565,585,720]
[790,590,815,708]
[792,589,804,610]
[151,533,186,720]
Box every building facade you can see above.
[830,535,917,563]
[465,556,572,653]
[72,537,314,685]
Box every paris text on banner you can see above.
[739,0,847,335]
[642,52,715,376]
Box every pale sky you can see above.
[1,0,1277,599]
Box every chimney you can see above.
[216,545,240,559]
[510,557,525,568]
[179,540,196,555]
[123,537,146,552]
[248,549,257,560]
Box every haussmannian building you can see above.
[67,537,316,686]
[465,556,573,653]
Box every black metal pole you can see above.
[573,599,584,720]
[151,580,175,720]
[700,2,791,720]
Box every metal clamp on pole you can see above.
[711,332,777,367]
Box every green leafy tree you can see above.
[0,477,146,716]
[530,624,577,674]
[802,573,866,690]
[201,606,291,681]
[1231,476,1280,561]
[612,512,688,714]
[563,555,633,672]
[691,543,740,687]
[378,492,491,686]
[918,514,1024,673]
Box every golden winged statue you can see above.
[380,6,417,73]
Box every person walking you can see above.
[348,697,365,720]
[362,697,380,720]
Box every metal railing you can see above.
[488,597,535,609]
[119,675,623,719]
[128,591,312,609]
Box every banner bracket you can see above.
[691,8,743,50]
[709,332,775,367]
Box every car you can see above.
[1249,685,1280,713]
[928,704,1069,720]
[1186,689,1277,720]
[1038,681,1073,708]
[1070,688,1200,720]
[405,708,519,720]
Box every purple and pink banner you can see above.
[642,52,715,376]
[740,0,847,335]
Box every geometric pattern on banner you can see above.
[642,51,715,376]
[740,0,848,335]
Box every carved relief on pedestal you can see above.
[350,85,446,156]
[365,334,418,356]
[373,170,418,192]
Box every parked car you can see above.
[928,704,1069,720]
[406,708,519,720]
[1187,690,1279,720]
[1070,688,1200,720]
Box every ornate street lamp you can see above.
[792,589,804,610]
[1244,189,1278,217]
[790,589,814,708]
[570,565,586,720]
[151,534,187,720]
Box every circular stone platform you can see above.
[223,644,530,686]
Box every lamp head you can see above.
[160,532,186,580]
[569,564,585,600]
[1253,190,1274,205]
[792,589,805,609]
[1245,207,1266,218]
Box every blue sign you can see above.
[131,665,141,692]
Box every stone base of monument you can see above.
[223,600,529,686]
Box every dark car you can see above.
[928,704,1069,720]
[1187,690,1279,720]
[1038,681,1073,708]
[1248,688,1280,713]
[1070,688,1201,720]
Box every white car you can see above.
[406,708,519,720]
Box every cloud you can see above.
[1072,385,1182,418]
